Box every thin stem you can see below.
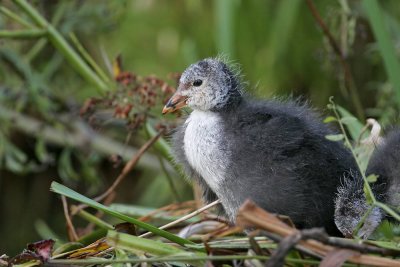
[329,98,376,203]
[0,29,47,38]
[26,39,48,61]
[0,6,33,28]
[91,129,165,204]
[61,196,79,241]
[139,199,222,238]
[69,32,111,84]
[352,205,374,238]
[13,0,108,93]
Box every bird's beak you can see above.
[162,92,188,114]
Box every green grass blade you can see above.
[107,230,204,256]
[107,231,205,266]
[50,181,195,246]
[108,230,184,255]
[76,209,114,230]
[363,0,400,106]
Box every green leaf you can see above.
[367,174,378,183]
[325,134,344,142]
[337,106,365,140]
[339,116,357,125]
[50,182,195,247]
[323,116,337,123]
[5,153,25,173]
[35,138,53,163]
[58,148,79,182]
[108,231,189,256]
[4,141,28,173]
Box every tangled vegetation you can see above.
[1,0,400,266]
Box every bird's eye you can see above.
[192,79,203,87]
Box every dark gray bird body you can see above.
[163,58,357,236]
[335,129,400,238]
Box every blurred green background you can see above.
[1,0,400,255]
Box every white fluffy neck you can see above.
[183,110,227,191]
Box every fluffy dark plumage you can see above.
[335,129,400,238]
[168,58,357,236]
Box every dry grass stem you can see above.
[139,199,222,238]
[61,196,79,241]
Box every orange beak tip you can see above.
[162,106,171,115]
[161,94,188,114]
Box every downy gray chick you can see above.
[163,58,357,236]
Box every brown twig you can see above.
[311,231,400,257]
[61,196,79,242]
[259,230,323,260]
[94,128,165,202]
[72,129,165,214]
[305,0,364,120]
[266,231,304,267]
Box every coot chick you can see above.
[335,129,400,238]
[163,58,357,235]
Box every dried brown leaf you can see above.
[27,239,55,261]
